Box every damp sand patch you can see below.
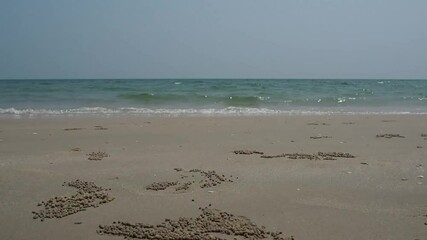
[97,207,293,240]
[32,179,114,221]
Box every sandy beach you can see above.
[0,115,426,240]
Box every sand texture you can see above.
[0,115,426,240]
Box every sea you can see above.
[0,79,426,117]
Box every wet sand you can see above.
[0,115,426,240]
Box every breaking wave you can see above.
[0,107,425,118]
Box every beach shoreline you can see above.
[0,115,426,239]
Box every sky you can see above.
[1,0,427,79]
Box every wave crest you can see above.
[0,107,425,117]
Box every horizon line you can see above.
[1,78,427,81]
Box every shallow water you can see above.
[1,79,426,116]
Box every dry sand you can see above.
[0,115,426,239]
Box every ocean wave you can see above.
[3,80,427,114]
[0,107,425,117]
[118,93,265,107]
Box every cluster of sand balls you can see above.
[261,153,320,160]
[97,207,293,240]
[317,152,355,159]
[145,169,236,192]
[146,181,178,191]
[94,125,108,130]
[87,151,110,160]
[260,152,355,160]
[233,150,264,155]
[175,182,192,191]
[376,134,405,138]
[233,150,355,160]
[32,179,114,221]
[63,127,84,131]
[198,170,234,188]
[310,136,331,139]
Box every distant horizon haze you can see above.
[1,78,427,81]
[1,0,426,79]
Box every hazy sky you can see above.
[1,0,426,79]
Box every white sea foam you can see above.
[0,107,426,118]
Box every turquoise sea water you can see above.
[0,79,426,116]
